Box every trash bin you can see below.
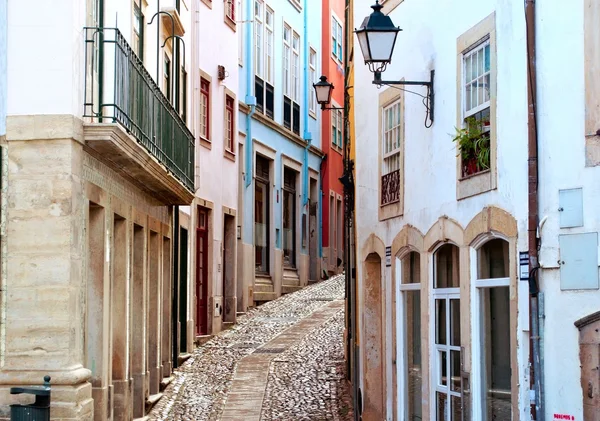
[10,376,51,421]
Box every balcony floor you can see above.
[84,123,194,205]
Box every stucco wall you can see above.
[354,0,600,419]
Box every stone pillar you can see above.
[131,223,147,418]
[0,115,93,420]
[147,229,160,395]
[161,234,172,377]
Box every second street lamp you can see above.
[313,76,344,111]
[355,0,435,126]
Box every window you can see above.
[474,239,512,421]
[456,13,497,199]
[460,39,491,177]
[133,1,144,60]
[433,244,462,421]
[265,8,274,84]
[283,25,300,135]
[254,0,263,77]
[329,195,335,257]
[254,5,274,118]
[283,24,291,96]
[283,168,297,267]
[163,55,171,102]
[225,95,235,152]
[332,109,343,148]
[332,15,343,62]
[309,48,317,114]
[181,68,187,123]
[292,32,300,102]
[200,78,210,140]
[398,252,422,421]
[381,99,401,205]
[226,0,235,21]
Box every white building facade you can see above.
[352,0,600,420]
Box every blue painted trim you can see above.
[244,0,255,190]
[301,0,310,211]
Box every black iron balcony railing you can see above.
[83,27,194,191]
[381,169,400,206]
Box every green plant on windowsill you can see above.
[452,116,490,177]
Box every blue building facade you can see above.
[237,0,323,308]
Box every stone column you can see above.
[0,115,93,420]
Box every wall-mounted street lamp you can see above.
[313,76,344,111]
[355,0,434,126]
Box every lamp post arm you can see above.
[320,105,345,111]
[372,69,435,126]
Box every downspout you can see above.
[244,0,255,190]
[302,0,310,208]
[526,0,544,420]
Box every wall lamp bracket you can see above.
[320,105,344,111]
[373,69,435,127]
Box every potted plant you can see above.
[452,116,490,177]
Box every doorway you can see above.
[255,155,270,274]
[196,209,208,335]
[179,227,188,353]
[223,213,236,322]
[309,178,318,282]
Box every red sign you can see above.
[553,414,575,420]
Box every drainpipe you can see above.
[244,0,255,190]
[526,0,544,420]
[301,0,310,209]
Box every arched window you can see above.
[433,244,461,421]
[474,238,512,420]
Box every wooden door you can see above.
[196,211,208,336]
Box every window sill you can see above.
[457,168,493,200]
[331,145,343,155]
[309,110,317,120]
[200,0,212,9]
[331,55,343,66]
[378,200,403,221]
[224,148,236,162]
[224,15,236,32]
[200,137,212,150]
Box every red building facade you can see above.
[320,0,345,276]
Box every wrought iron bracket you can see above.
[373,69,435,127]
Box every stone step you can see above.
[145,392,163,412]
[308,279,319,285]
[160,376,174,391]
[195,334,213,346]
[253,291,278,302]
[282,285,303,294]
[236,311,246,317]
[254,282,274,292]
[283,276,300,287]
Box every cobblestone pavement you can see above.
[149,274,354,421]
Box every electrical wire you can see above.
[377,83,433,127]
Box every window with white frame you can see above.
[292,31,300,102]
[254,2,274,117]
[200,78,210,140]
[460,39,491,177]
[332,15,343,62]
[309,47,317,114]
[332,109,343,148]
[398,251,422,421]
[283,24,300,135]
[265,7,274,84]
[474,239,512,421]
[254,0,263,77]
[283,24,291,97]
[382,99,401,174]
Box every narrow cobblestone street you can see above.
[149,274,354,421]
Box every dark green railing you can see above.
[83,27,194,192]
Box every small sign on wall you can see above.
[385,246,391,267]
